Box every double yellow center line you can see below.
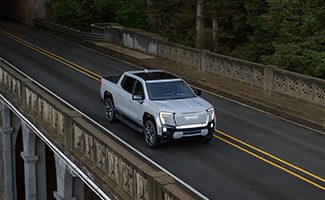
[0,29,102,81]
[214,130,325,191]
[2,28,325,192]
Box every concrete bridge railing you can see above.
[0,59,195,200]
[158,44,325,110]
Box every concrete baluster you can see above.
[53,154,77,200]
[20,122,39,200]
[1,103,15,200]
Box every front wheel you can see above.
[144,120,159,148]
[105,98,116,122]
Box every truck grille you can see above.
[175,111,207,126]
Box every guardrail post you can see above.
[265,65,277,92]
[200,50,210,72]
[66,111,82,154]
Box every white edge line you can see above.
[0,57,209,200]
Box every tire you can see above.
[144,120,159,148]
[105,98,116,122]
[198,132,213,143]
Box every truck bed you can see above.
[103,76,120,84]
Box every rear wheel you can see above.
[105,98,116,122]
[144,120,159,148]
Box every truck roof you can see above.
[131,70,180,81]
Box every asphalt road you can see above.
[1,19,325,200]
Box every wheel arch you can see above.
[104,91,113,102]
[143,112,155,126]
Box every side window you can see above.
[133,80,145,99]
[121,76,135,93]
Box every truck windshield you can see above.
[146,80,196,100]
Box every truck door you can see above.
[116,75,135,117]
[128,80,145,124]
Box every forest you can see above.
[48,0,325,79]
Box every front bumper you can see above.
[157,122,215,141]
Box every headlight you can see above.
[159,112,175,126]
[207,107,215,122]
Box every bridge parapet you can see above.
[0,59,195,200]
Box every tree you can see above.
[259,0,325,78]
[147,0,154,31]
[151,0,197,47]
[236,0,270,62]
[196,0,205,49]
[205,0,222,52]
[107,0,148,30]
[49,0,148,32]
[205,0,248,55]
[212,16,218,52]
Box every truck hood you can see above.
[150,97,212,113]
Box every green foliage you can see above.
[236,0,271,62]
[151,0,197,47]
[49,0,148,32]
[260,0,325,78]
[107,0,148,30]
[205,0,249,55]
[239,0,325,78]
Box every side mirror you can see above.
[194,89,202,96]
[132,95,143,103]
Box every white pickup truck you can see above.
[100,70,216,148]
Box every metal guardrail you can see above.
[33,18,107,41]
